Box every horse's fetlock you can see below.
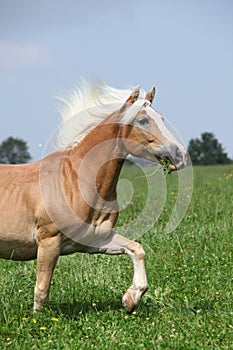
[141,283,148,294]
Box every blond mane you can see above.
[55,80,146,149]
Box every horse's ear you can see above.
[118,85,141,119]
[125,85,141,105]
[145,86,156,104]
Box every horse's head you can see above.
[119,86,186,170]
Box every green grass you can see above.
[0,165,233,349]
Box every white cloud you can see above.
[0,40,53,69]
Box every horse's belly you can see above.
[0,229,37,261]
[0,199,38,260]
[0,243,37,261]
[0,238,37,260]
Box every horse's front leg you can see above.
[102,232,148,313]
[34,233,62,310]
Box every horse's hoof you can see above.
[122,291,135,313]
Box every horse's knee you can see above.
[134,242,146,260]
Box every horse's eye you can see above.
[138,116,149,126]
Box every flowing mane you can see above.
[55,80,146,149]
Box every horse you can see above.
[0,81,186,313]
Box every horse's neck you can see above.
[66,123,126,201]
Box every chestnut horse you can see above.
[0,81,186,313]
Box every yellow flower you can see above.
[32,319,37,324]
[22,317,28,321]
[51,317,59,322]
[40,326,47,331]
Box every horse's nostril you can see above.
[175,147,183,160]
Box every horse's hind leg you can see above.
[102,233,148,313]
[34,234,62,310]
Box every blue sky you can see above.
[0,0,232,160]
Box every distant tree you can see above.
[188,132,231,165]
[0,137,32,164]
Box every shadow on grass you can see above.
[46,297,217,319]
[46,297,162,319]
[46,298,123,318]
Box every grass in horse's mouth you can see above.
[160,158,176,175]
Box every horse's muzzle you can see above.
[157,142,187,170]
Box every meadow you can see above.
[0,164,233,349]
